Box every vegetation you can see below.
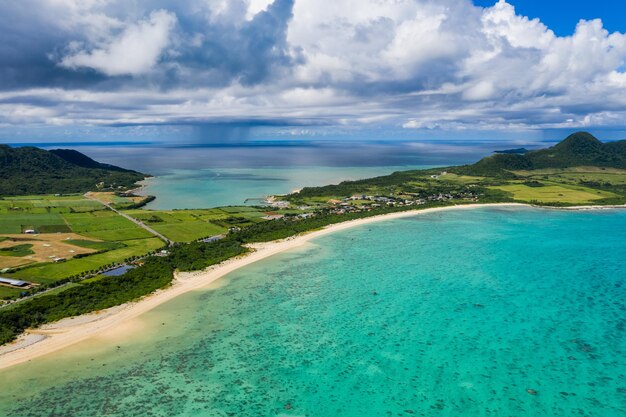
[0,244,34,257]
[232,203,448,243]
[149,222,225,242]
[0,258,173,344]
[117,195,156,210]
[63,240,126,251]
[0,212,70,234]
[62,211,153,241]
[0,239,248,344]
[489,183,617,204]
[0,145,146,195]
[0,195,163,298]
[457,132,626,177]
[167,240,247,272]
[122,207,276,242]
[0,195,107,235]
[85,192,155,210]
[11,238,164,283]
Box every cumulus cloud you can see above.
[60,10,177,76]
[1,0,626,140]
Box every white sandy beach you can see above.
[0,202,615,370]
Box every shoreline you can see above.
[0,202,622,370]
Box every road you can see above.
[84,194,173,246]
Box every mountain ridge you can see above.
[462,132,626,176]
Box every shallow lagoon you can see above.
[1,206,625,416]
[139,166,434,210]
[59,140,486,209]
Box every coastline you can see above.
[0,202,620,370]
[131,177,152,198]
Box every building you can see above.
[269,200,290,208]
[262,214,285,220]
[202,235,224,243]
[0,277,30,288]
[23,229,38,234]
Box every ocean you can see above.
[31,140,517,209]
[2,206,625,416]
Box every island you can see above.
[0,131,625,365]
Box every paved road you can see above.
[84,194,173,246]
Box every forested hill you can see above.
[462,132,626,176]
[0,145,147,196]
[49,149,132,172]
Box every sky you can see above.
[1,0,626,144]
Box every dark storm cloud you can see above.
[0,2,104,90]
[0,0,296,90]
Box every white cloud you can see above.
[246,0,275,20]
[464,2,626,101]
[60,10,176,76]
[4,0,626,136]
[481,0,553,49]
[287,0,478,84]
[462,81,496,101]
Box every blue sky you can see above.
[1,0,626,144]
[474,1,626,36]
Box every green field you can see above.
[0,195,103,213]
[0,282,83,304]
[11,237,164,283]
[85,192,153,209]
[122,207,271,242]
[512,167,626,187]
[0,212,69,234]
[150,222,226,242]
[0,195,167,299]
[62,211,152,241]
[489,183,617,203]
[0,244,34,257]
[0,195,108,234]
[431,173,486,184]
[64,239,126,251]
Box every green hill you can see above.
[0,145,147,196]
[49,149,131,172]
[461,132,626,176]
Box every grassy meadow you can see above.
[122,207,273,242]
[489,183,618,204]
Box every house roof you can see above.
[0,277,29,286]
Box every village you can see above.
[269,187,482,216]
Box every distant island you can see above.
[0,131,625,361]
[493,148,530,154]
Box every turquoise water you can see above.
[140,166,433,209]
[2,207,626,416]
